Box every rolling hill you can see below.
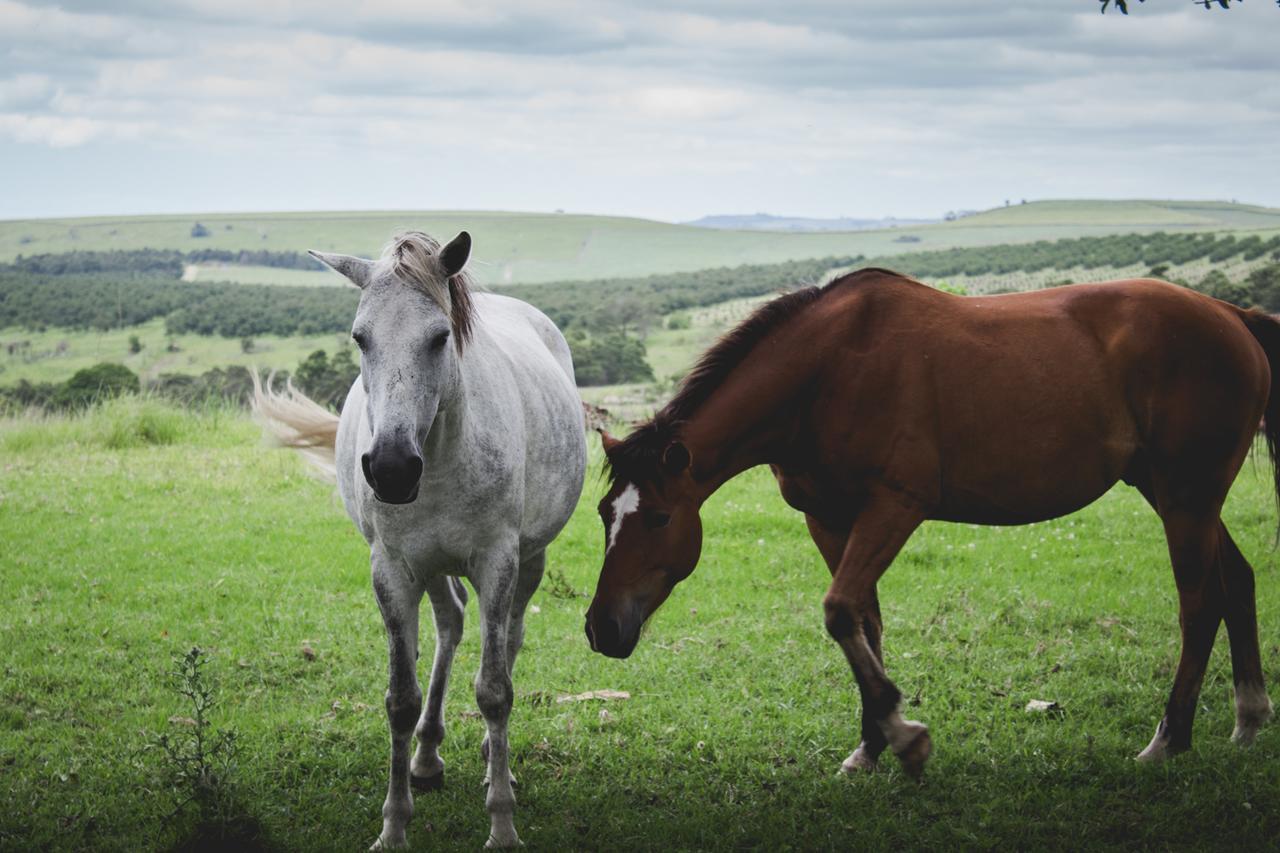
[3,199,1278,287]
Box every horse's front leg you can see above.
[480,550,546,778]
[411,575,467,790]
[804,514,888,773]
[472,546,521,848]
[822,494,928,778]
[370,551,424,851]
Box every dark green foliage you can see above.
[1192,263,1280,311]
[1,378,60,409]
[1247,264,1280,312]
[0,270,358,336]
[500,255,865,332]
[149,366,264,408]
[291,348,360,410]
[55,362,140,409]
[568,331,655,386]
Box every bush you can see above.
[54,362,140,409]
[292,348,359,410]
[568,331,654,386]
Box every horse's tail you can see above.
[1239,309,1280,523]
[250,371,340,482]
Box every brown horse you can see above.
[585,269,1279,777]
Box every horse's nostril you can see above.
[405,454,423,484]
[361,453,376,488]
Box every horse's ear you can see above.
[662,441,691,474]
[439,231,471,277]
[310,250,373,289]
[598,428,621,455]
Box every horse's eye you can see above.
[645,511,671,529]
[430,330,451,350]
[352,331,368,350]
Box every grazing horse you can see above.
[255,231,586,849]
[586,269,1278,778]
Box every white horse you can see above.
[254,230,586,849]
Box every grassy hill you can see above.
[4,200,1278,287]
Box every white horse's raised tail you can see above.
[254,230,587,849]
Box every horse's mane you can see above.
[606,267,909,483]
[383,230,477,350]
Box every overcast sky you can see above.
[2,1,1278,222]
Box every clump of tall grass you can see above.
[0,395,255,453]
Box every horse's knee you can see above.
[823,593,859,640]
[475,674,513,722]
[386,688,423,735]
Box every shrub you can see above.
[54,362,140,409]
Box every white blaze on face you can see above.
[606,484,641,555]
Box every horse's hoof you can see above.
[1136,728,1187,763]
[370,833,407,851]
[1232,689,1273,747]
[840,744,879,774]
[894,728,932,780]
[411,769,444,792]
[485,830,523,848]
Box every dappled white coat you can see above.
[335,292,586,570]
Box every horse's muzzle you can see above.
[362,446,424,505]
[584,604,640,659]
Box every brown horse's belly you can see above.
[931,428,1135,525]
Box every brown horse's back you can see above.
[802,276,1269,525]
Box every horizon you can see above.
[2,195,1278,228]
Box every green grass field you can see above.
[0,319,352,386]
[2,400,1278,850]
[6,200,1280,286]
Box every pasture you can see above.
[2,400,1279,850]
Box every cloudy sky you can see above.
[2,1,1278,222]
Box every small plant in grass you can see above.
[150,647,266,851]
[544,567,582,600]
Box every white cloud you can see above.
[0,0,1277,219]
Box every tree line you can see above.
[871,231,1280,280]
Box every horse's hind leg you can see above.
[411,575,467,790]
[1138,508,1225,761]
[1218,524,1273,745]
[805,514,888,773]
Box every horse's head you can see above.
[311,230,474,505]
[585,426,704,658]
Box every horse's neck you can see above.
[681,316,824,502]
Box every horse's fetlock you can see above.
[416,716,445,746]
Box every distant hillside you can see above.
[684,213,939,232]
[2,199,1277,286]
